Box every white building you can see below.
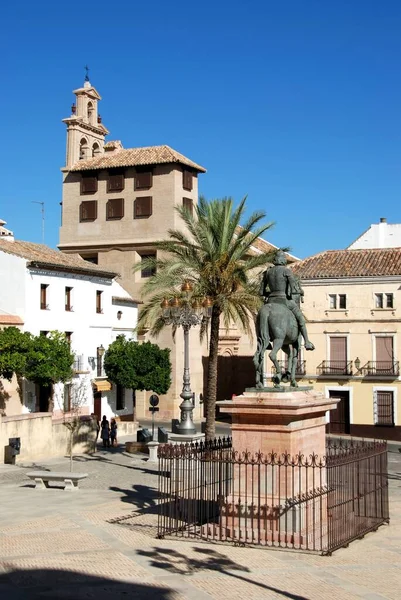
[0,223,138,422]
[347,217,401,249]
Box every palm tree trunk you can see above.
[205,305,221,441]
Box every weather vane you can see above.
[84,65,90,82]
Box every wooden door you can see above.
[327,391,350,434]
[93,391,102,420]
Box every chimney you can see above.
[0,219,14,242]
[380,217,387,223]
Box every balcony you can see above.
[317,361,353,376]
[360,361,400,378]
[73,355,90,374]
[273,360,306,376]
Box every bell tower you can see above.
[62,73,109,168]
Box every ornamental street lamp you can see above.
[161,283,212,435]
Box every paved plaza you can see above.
[0,436,401,599]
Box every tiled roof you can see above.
[70,144,206,173]
[291,248,401,279]
[235,226,299,262]
[0,314,24,325]
[0,240,118,278]
[112,296,142,305]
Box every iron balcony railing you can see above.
[273,360,306,376]
[317,360,353,376]
[360,361,400,377]
[73,355,90,373]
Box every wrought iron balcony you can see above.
[317,361,353,376]
[73,355,90,373]
[360,361,400,377]
[273,360,306,376]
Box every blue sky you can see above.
[1,1,400,258]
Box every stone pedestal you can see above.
[214,388,339,549]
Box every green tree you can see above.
[0,327,32,381]
[104,338,172,405]
[135,196,280,440]
[24,331,74,388]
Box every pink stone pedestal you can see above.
[214,388,339,549]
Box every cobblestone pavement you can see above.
[0,437,401,599]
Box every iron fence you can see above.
[157,438,389,555]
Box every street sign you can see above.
[149,394,159,407]
[149,406,160,412]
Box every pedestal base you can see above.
[167,432,205,444]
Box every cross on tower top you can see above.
[84,65,90,82]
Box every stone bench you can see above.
[26,471,88,491]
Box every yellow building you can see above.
[290,247,401,441]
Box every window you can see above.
[328,294,346,309]
[141,254,156,278]
[80,200,98,222]
[134,169,152,190]
[375,293,394,309]
[82,254,98,264]
[183,169,193,191]
[65,332,72,345]
[183,197,193,215]
[80,174,98,194]
[92,143,101,157]
[96,290,103,314]
[65,287,72,311]
[40,284,48,310]
[106,198,124,220]
[40,331,49,337]
[87,101,94,124]
[116,384,125,410]
[134,196,152,218]
[375,390,394,426]
[63,384,72,412]
[79,138,88,160]
[107,171,125,193]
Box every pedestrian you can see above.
[110,418,118,447]
[91,413,100,452]
[100,415,110,448]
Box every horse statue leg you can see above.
[269,338,285,387]
[290,337,300,387]
[253,307,270,389]
[281,344,292,384]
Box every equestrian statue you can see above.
[253,250,315,388]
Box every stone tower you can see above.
[62,78,109,168]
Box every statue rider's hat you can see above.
[273,249,287,266]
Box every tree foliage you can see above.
[0,328,74,386]
[135,196,283,439]
[104,337,172,395]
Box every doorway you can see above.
[93,391,102,420]
[37,384,52,412]
[327,390,350,434]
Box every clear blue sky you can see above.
[1,1,400,258]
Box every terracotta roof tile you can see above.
[0,240,118,278]
[70,144,206,173]
[291,248,401,279]
[0,315,24,325]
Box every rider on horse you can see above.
[259,250,315,351]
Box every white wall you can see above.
[0,252,26,317]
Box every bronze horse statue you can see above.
[253,297,301,388]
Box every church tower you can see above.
[62,75,109,168]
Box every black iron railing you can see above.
[158,438,389,555]
[360,361,399,377]
[273,360,306,376]
[317,361,353,376]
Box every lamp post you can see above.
[161,283,212,435]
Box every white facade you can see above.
[348,218,401,249]
[0,243,138,419]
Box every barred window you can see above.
[375,391,394,426]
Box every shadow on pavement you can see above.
[109,484,159,511]
[0,568,175,599]
[137,545,308,600]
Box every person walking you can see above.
[110,418,118,447]
[100,415,110,448]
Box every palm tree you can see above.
[135,196,279,440]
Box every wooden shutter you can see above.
[330,336,347,371]
[376,391,394,426]
[107,171,124,192]
[80,201,98,222]
[134,197,152,218]
[135,170,153,190]
[81,175,98,194]
[106,198,124,220]
[183,169,193,191]
[376,336,393,372]
[183,197,193,215]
